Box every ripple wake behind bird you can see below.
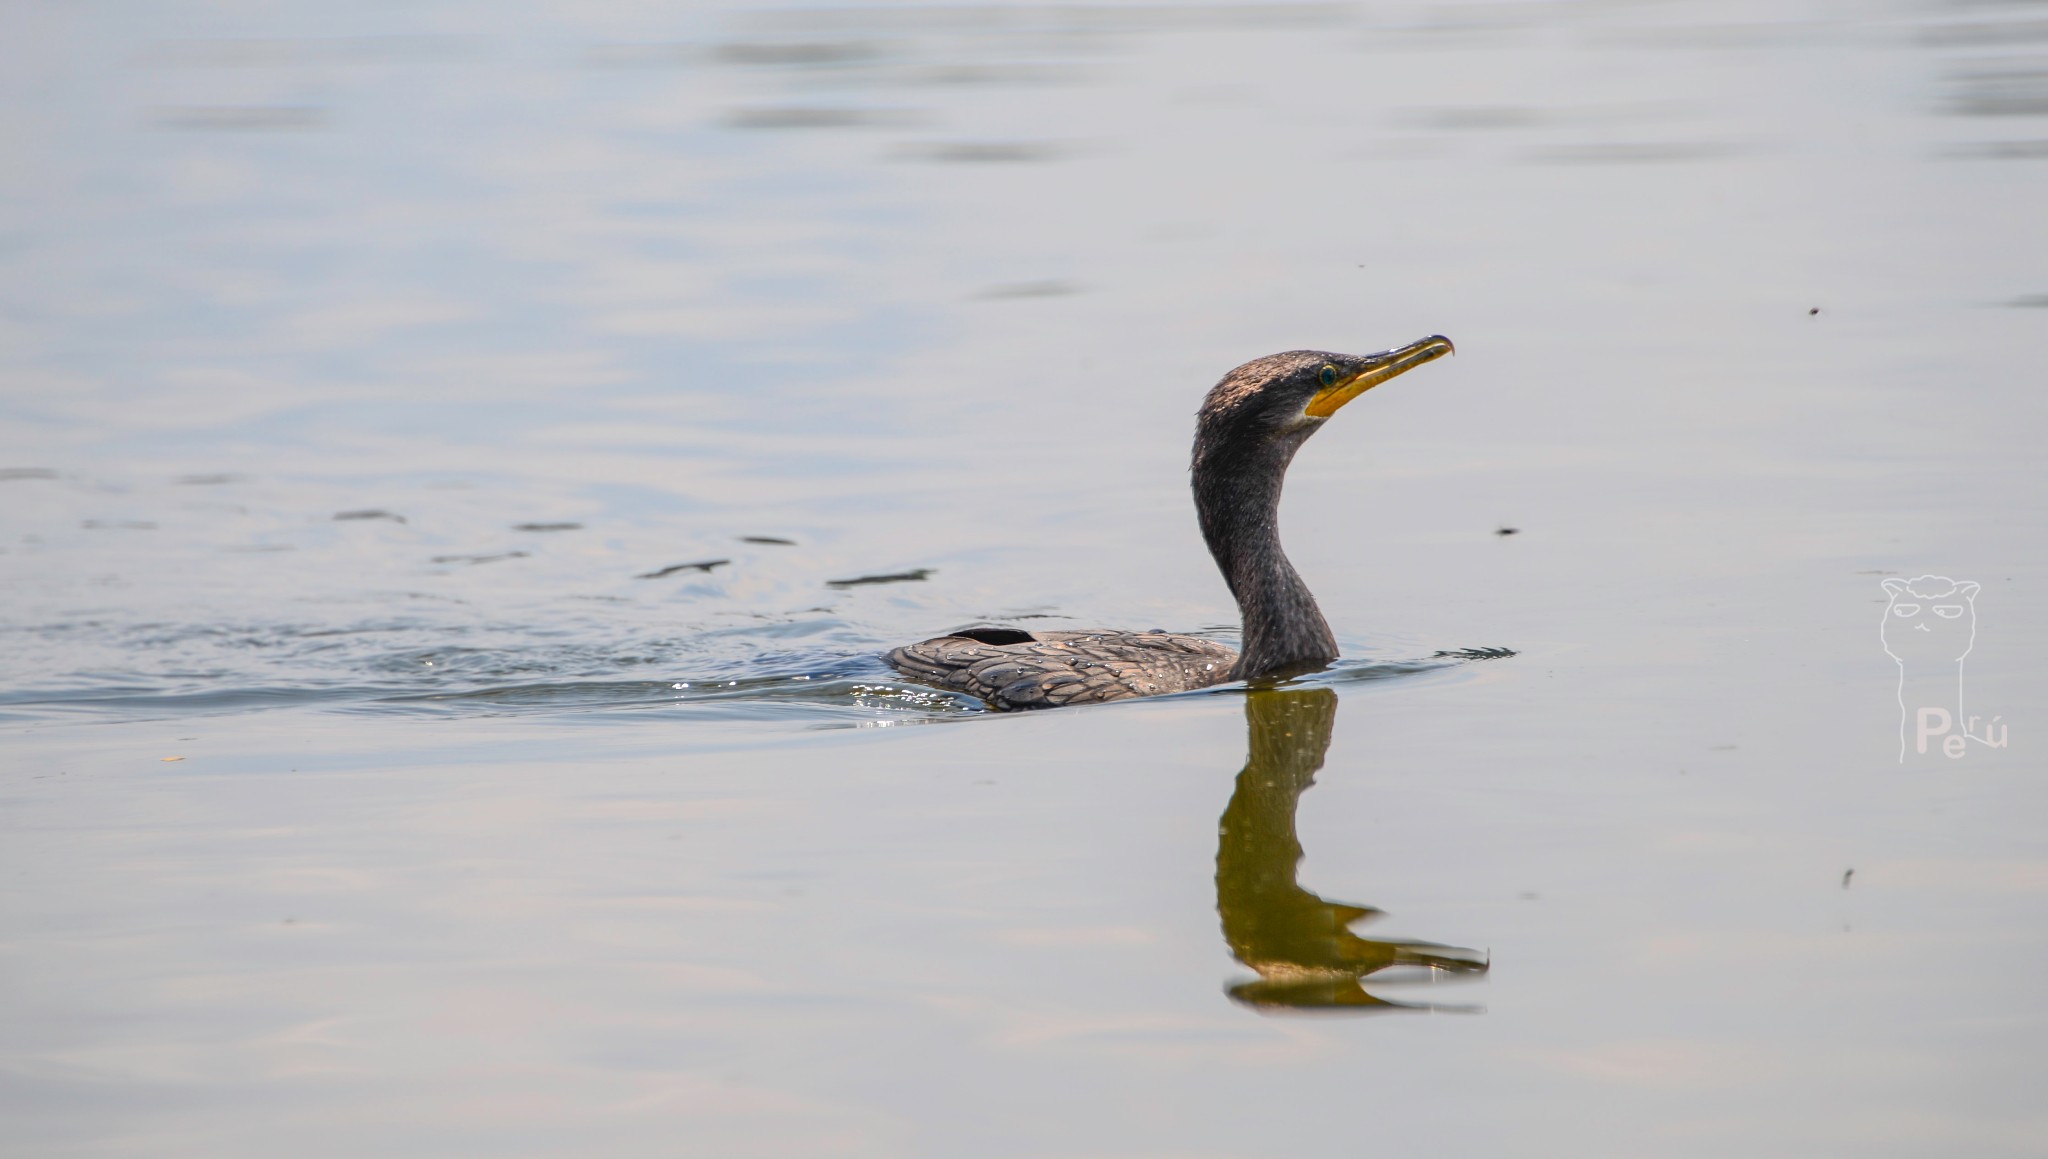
[371,666,980,723]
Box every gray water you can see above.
[3,1,2045,1154]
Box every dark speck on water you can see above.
[1496,526,1519,536]
[513,522,583,532]
[636,559,730,578]
[739,536,796,545]
[828,568,932,588]
[1,468,59,481]
[1842,868,1855,889]
[334,510,405,523]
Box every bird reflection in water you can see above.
[1216,688,1488,1012]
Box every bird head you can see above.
[1194,335,1454,463]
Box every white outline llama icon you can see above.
[1879,575,2004,761]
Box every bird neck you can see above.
[1193,437,1339,682]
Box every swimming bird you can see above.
[885,335,1454,710]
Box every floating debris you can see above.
[1431,646,1517,660]
[176,473,240,485]
[1808,306,1821,315]
[1842,868,1855,890]
[740,536,797,545]
[431,551,528,565]
[160,756,184,762]
[335,509,405,523]
[828,568,932,588]
[0,468,58,481]
[638,559,730,579]
[1496,526,1519,536]
[513,522,583,532]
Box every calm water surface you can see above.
[3,1,2045,1154]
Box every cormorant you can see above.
[886,335,1454,710]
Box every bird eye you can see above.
[1933,605,1963,619]
[1318,364,1338,388]
[1892,603,1920,617]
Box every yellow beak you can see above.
[1304,334,1455,418]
